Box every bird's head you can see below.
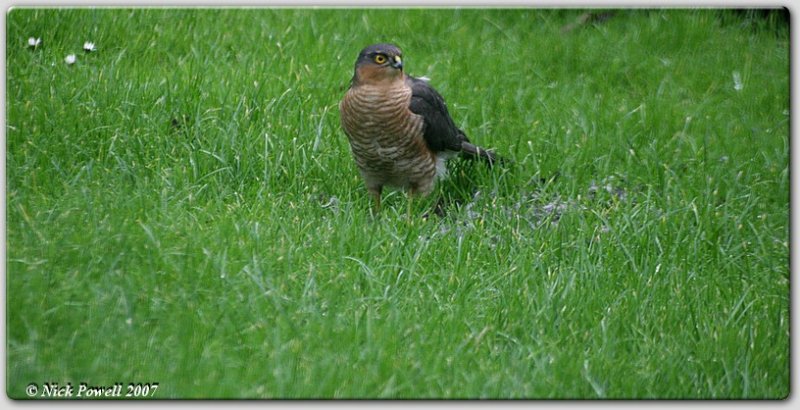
[351,43,404,86]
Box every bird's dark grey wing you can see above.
[406,75,468,153]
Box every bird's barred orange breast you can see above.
[340,82,437,193]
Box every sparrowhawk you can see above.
[339,43,500,212]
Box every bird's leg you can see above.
[368,186,382,217]
[407,192,413,222]
[407,185,419,222]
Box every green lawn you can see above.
[6,8,789,399]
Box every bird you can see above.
[339,43,501,213]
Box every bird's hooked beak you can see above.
[391,55,403,70]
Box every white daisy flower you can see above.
[64,54,76,65]
[27,37,41,48]
[83,41,96,52]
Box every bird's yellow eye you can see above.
[374,54,387,64]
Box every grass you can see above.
[5,8,789,399]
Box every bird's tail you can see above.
[460,141,505,167]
